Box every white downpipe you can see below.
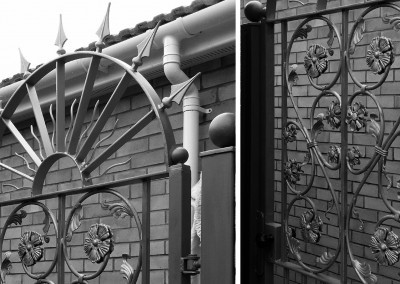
[163,33,201,284]
[163,35,199,185]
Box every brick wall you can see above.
[242,0,400,283]
[0,53,235,283]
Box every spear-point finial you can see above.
[55,14,68,55]
[19,48,31,78]
[132,21,161,72]
[159,72,201,109]
[95,2,111,52]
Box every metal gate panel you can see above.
[244,0,400,283]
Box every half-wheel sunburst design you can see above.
[0,5,198,196]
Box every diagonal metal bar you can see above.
[76,72,131,162]
[68,56,101,154]
[2,119,41,166]
[56,60,66,152]
[26,84,53,157]
[0,161,34,181]
[83,109,155,174]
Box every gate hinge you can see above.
[181,254,201,275]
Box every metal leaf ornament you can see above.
[120,254,134,283]
[382,14,400,31]
[293,24,312,40]
[349,19,365,55]
[370,227,400,266]
[288,64,298,91]
[316,251,335,265]
[352,259,377,283]
[367,114,380,142]
[0,252,12,284]
[101,200,133,219]
[66,204,83,242]
[286,227,301,260]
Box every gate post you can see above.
[200,146,235,283]
[169,163,192,284]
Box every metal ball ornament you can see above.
[171,147,189,164]
[209,112,235,148]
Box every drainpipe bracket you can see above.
[183,105,212,114]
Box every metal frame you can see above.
[244,0,400,283]
[0,7,195,284]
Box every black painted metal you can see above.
[241,23,269,284]
[244,0,400,283]
[200,147,235,283]
[168,164,191,284]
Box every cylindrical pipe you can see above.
[163,36,199,186]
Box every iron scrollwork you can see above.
[282,2,400,283]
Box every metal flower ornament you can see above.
[84,224,114,264]
[304,44,329,78]
[366,36,394,75]
[346,102,368,131]
[326,100,341,129]
[284,159,304,186]
[283,124,298,143]
[299,210,323,244]
[370,227,400,266]
[18,231,44,267]
[327,145,340,164]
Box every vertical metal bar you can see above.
[56,60,66,152]
[264,17,276,284]
[168,164,191,284]
[240,23,266,283]
[57,195,66,284]
[142,179,150,284]
[281,20,289,284]
[340,10,349,284]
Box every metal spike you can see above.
[160,72,201,109]
[55,14,68,55]
[132,21,161,71]
[19,48,31,74]
[95,2,111,52]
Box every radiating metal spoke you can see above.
[26,84,53,157]
[76,72,131,162]
[83,110,155,174]
[2,119,41,166]
[0,161,34,181]
[68,56,101,154]
[56,60,66,152]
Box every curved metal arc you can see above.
[0,201,58,281]
[344,90,385,175]
[1,51,176,165]
[285,195,341,273]
[346,3,400,90]
[63,188,142,282]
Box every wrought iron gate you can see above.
[243,0,400,283]
[0,5,194,284]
